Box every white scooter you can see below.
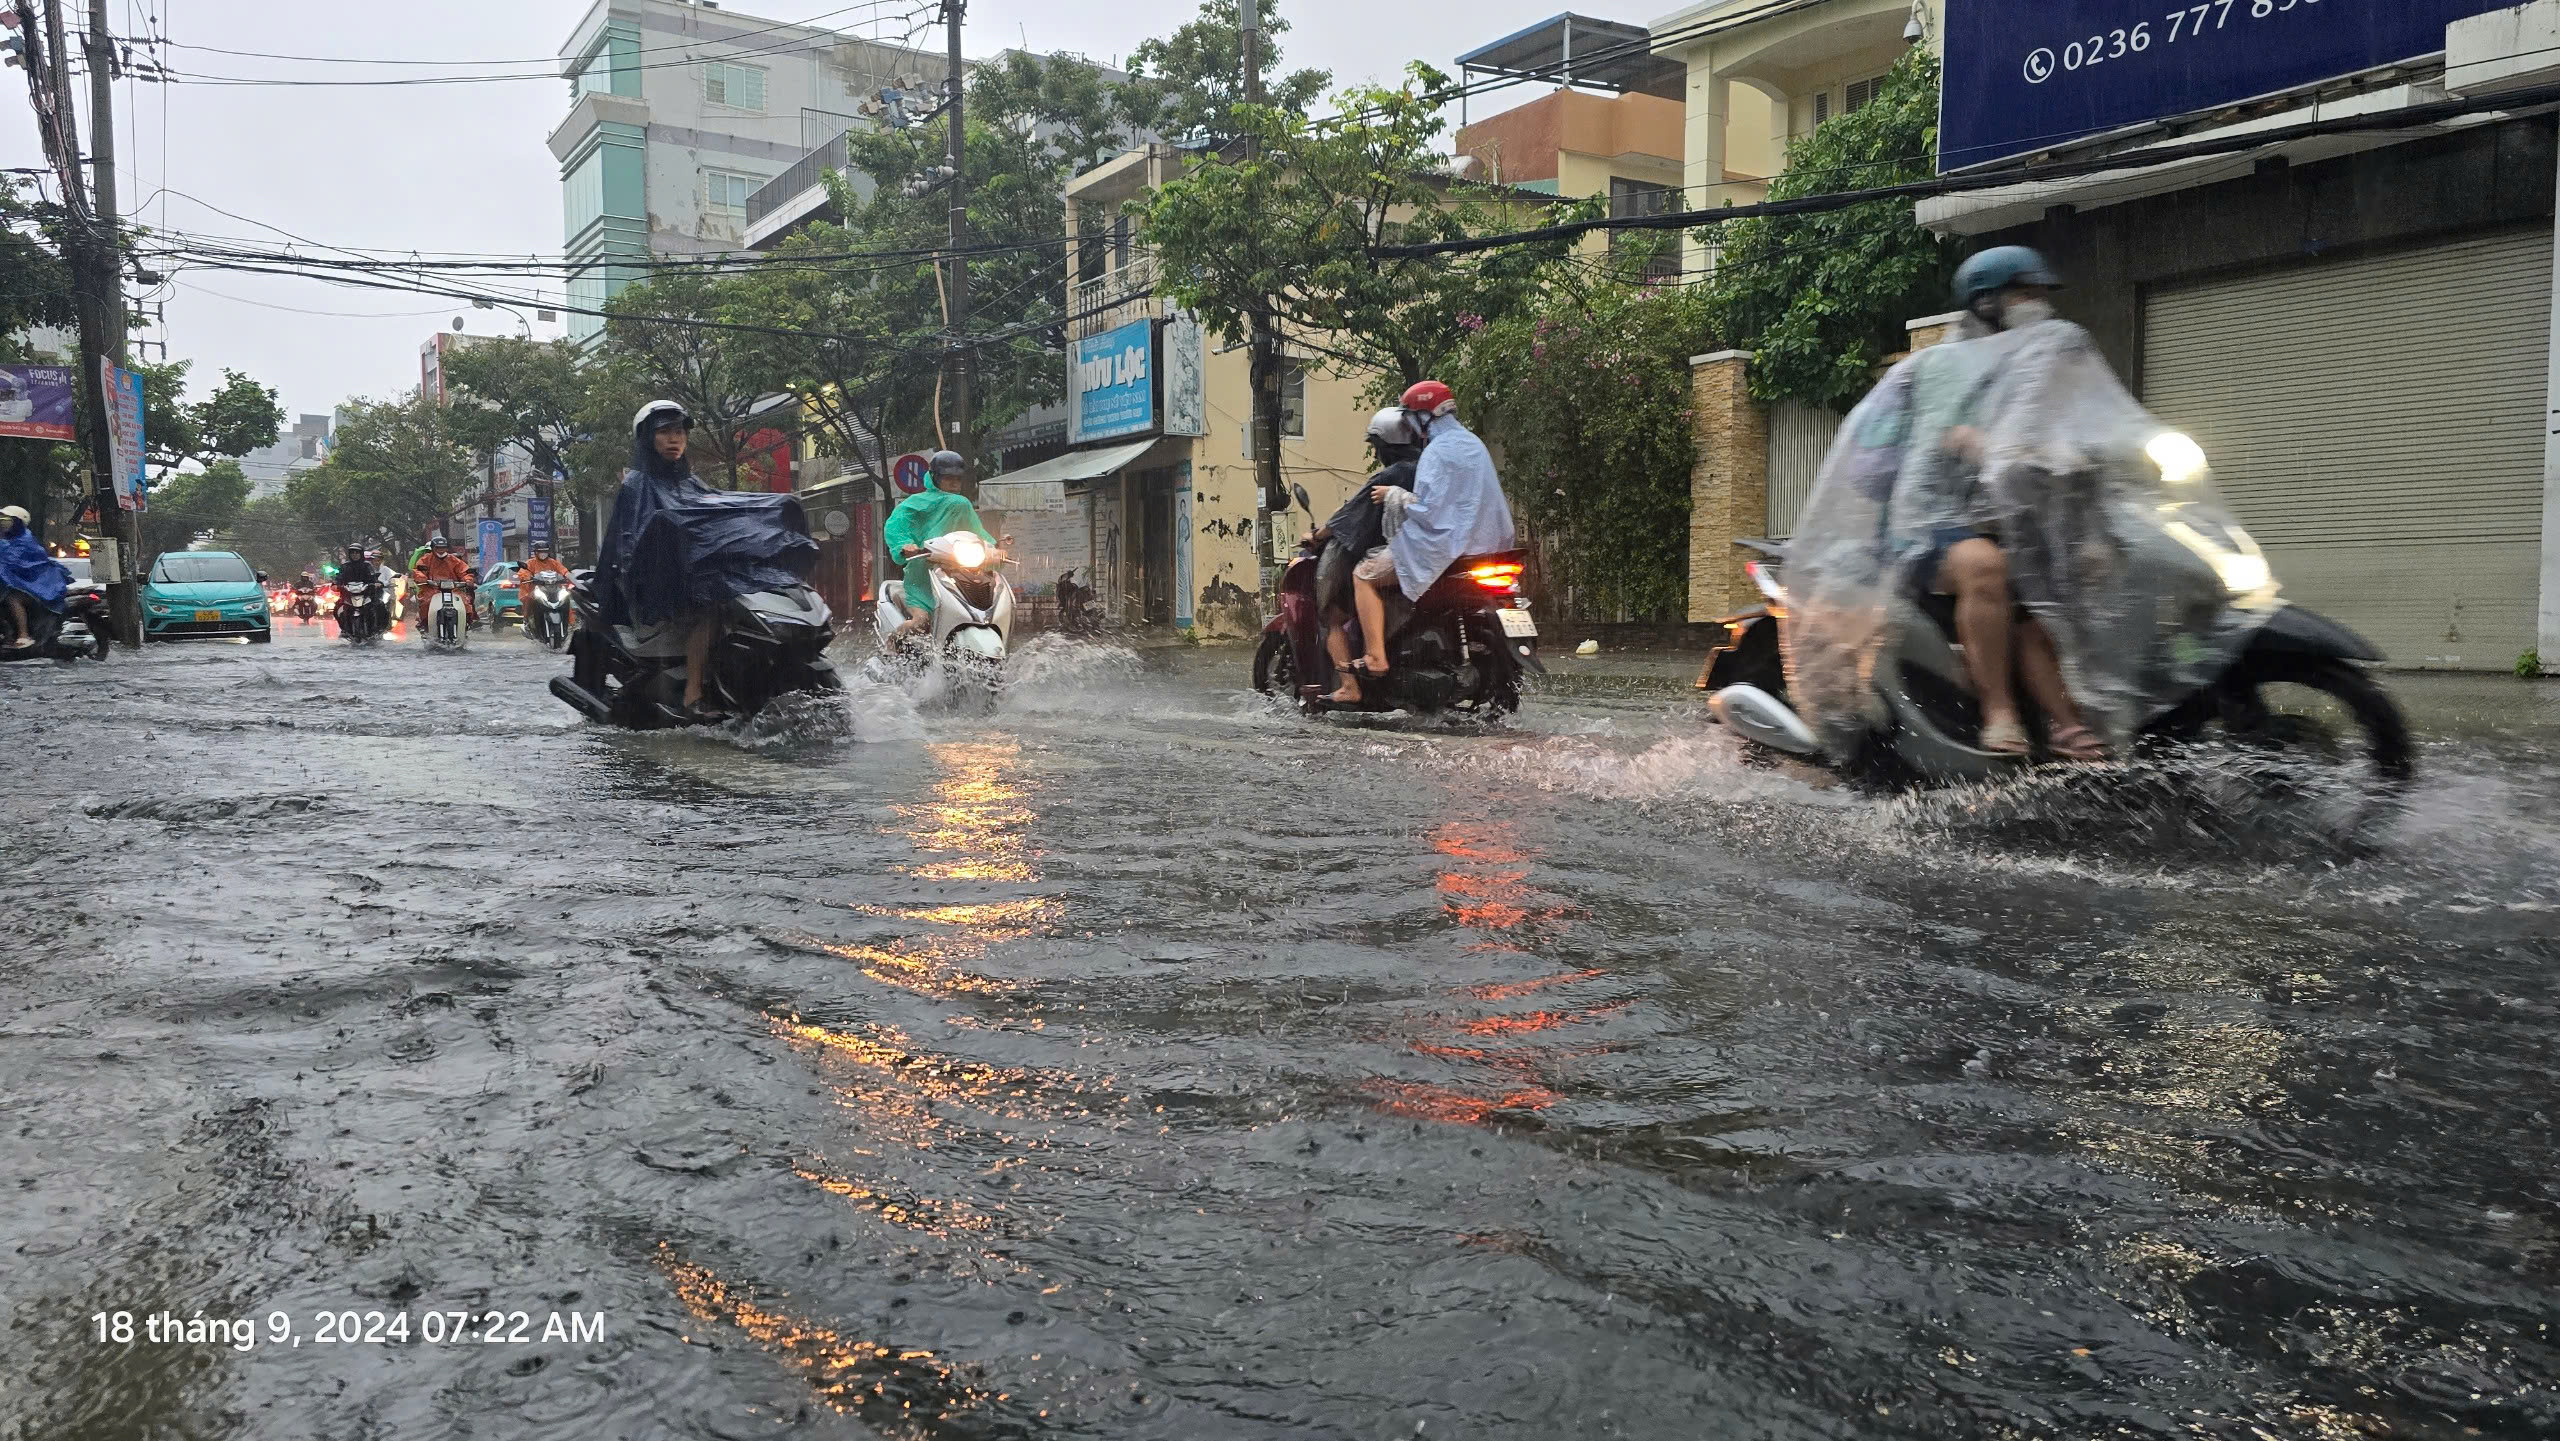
[871,532,1014,704]
[419,578,471,651]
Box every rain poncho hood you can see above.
[881,475,994,616]
[0,521,67,613]
[1782,317,2277,759]
[595,413,818,627]
[1386,416,1516,601]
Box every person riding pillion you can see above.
[882,449,1006,643]
[1310,408,1422,703]
[1348,380,1517,681]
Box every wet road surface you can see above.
[5,619,2558,1440]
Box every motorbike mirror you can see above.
[1290,483,1312,514]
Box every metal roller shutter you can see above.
[2142,228,2550,669]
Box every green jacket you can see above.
[881,480,993,562]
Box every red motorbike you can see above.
[1252,484,1540,718]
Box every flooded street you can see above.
[6,621,2558,1440]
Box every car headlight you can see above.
[2146,431,2209,487]
[147,602,168,615]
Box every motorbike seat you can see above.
[613,620,691,659]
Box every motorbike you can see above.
[1253,485,1539,719]
[550,569,842,729]
[419,578,471,650]
[291,586,319,623]
[1,588,105,662]
[1700,454,2412,801]
[1053,568,1102,637]
[522,572,573,651]
[334,580,387,644]
[871,532,1015,705]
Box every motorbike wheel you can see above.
[2216,652,2414,793]
[1252,631,1295,697]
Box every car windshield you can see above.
[150,553,256,584]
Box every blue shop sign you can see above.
[1943,0,2512,172]
[1070,319,1156,444]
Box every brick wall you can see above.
[1685,350,1768,621]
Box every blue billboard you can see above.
[1069,319,1156,444]
[1943,0,2514,172]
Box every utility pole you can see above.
[943,0,970,464]
[82,0,135,647]
[1241,0,1285,534]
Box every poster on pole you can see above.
[101,362,146,512]
[477,517,504,576]
[0,365,77,442]
[526,494,553,548]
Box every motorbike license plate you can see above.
[1497,606,1538,639]
[193,610,222,623]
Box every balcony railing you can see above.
[747,131,851,226]
[1071,254,1158,338]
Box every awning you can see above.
[1454,13,1685,101]
[984,436,1158,490]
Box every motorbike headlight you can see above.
[2146,431,2209,487]
[948,537,986,570]
[2214,551,2272,595]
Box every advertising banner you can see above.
[477,517,504,575]
[526,494,553,547]
[1069,319,1156,444]
[102,363,146,512]
[0,364,77,442]
[1942,0,2513,172]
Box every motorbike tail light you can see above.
[1466,561,1525,592]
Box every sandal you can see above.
[1979,718,2031,756]
[2043,723,2108,763]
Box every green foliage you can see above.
[1138,64,1582,392]
[1698,48,1957,413]
[599,270,769,490]
[1447,282,1716,619]
[137,459,251,564]
[222,493,326,579]
[287,392,474,549]
[438,336,621,513]
[137,361,285,472]
[2521,649,2544,679]
[1115,0,1329,146]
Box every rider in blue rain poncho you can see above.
[594,400,819,720]
[1348,380,1517,679]
[0,504,68,650]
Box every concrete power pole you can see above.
[84,0,137,648]
[1241,0,1284,532]
[943,0,971,464]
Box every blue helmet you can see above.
[1954,246,2064,308]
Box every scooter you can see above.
[1253,485,1538,719]
[522,572,573,651]
[0,590,104,661]
[419,579,471,651]
[1700,461,2412,798]
[550,570,842,729]
[871,532,1014,706]
[334,580,387,645]
[291,586,319,623]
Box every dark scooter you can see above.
[0,589,105,661]
[1253,484,1540,719]
[550,569,841,729]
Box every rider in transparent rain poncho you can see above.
[1780,249,2279,764]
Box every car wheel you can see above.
[250,629,272,644]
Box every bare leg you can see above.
[2015,618,2103,759]
[1321,612,1361,703]
[4,592,29,646]
[681,617,716,710]
[1353,575,1393,674]
[1936,539,2019,743]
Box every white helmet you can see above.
[0,504,30,526]
[1364,407,1420,449]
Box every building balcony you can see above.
[1071,254,1159,338]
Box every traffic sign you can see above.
[891,452,930,494]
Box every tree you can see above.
[1697,49,1957,413]
[137,460,250,564]
[598,270,769,490]
[1114,0,1329,146]
[223,493,327,579]
[287,391,474,550]
[437,337,622,558]
[1447,282,1717,620]
[0,178,82,532]
[137,361,285,475]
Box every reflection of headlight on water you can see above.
[2146,430,2209,486]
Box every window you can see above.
[703,60,767,112]
[1241,363,1306,458]
[705,169,759,215]
[1812,90,1830,127]
[1845,74,1887,113]
[1608,178,1681,283]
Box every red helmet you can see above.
[1400,380,1456,418]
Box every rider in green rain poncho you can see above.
[881,449,1002,640]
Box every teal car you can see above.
[475,561,522,629]
[142,550,271,643]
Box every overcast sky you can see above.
[0,0,1576,424]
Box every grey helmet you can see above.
[926,449,966,479]
[1953,246,2064,310]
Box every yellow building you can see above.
[978,144,1383,640]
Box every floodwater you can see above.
[5,619,2557,1440]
